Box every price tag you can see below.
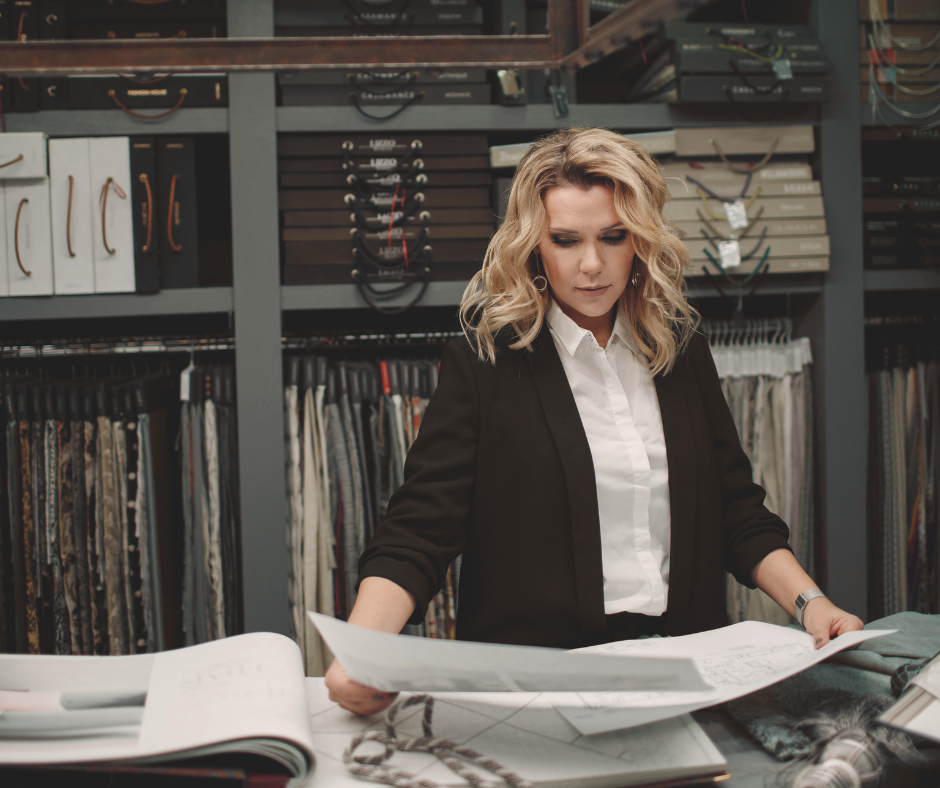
[180,360,195,402]
[718,240,742,269]
[772,58,794,80]
[724,200,749,230]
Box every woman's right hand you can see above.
[325,658,399,716]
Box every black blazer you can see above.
[358,327,791,649]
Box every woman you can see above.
[326,127,863,714]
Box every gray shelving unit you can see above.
[0,0,893,633]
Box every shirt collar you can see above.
[546,299,641,357]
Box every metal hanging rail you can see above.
[0,0,706,76]
[0,337,236,358]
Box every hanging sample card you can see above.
[129,138,160,293]
[5,179,54,296]
[49,137,95,294]
[156,137,200,289]
[718,239,741,268]
[723,200,748,229]
[0,132,48,180]
[309,613,710,693]
[0,186,7,297]
[89,136,135,293]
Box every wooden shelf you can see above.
[0,287,233,321]
[864,269,940,291]
[4,109,229,136]
[281,276,823,311]
[860,103,940,127]
[281,281,467,310]
[688,275,825,299]
[277,102,820,134]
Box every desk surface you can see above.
[692,709,786,787]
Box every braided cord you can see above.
[697,187,762,221]
[344,695,535,788]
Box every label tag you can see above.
[496,69,525,96]
[724,200,749,230]
[549,84,570,118]
[772,58,794,80]
[180,360,195,402]
[718,240,742,269]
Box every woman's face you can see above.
[537,183,635,333]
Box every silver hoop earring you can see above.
[532,275,548,293]
[630,259,641,287]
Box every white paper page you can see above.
[309,612,709,693]
[139,633,312,757]
[0,651,154,763]
[549,622,892,735]
[0,633,314,768]
[301,678,726,788]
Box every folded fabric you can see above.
[826,613,940,675]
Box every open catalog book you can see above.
[0,633,314,780]
[0,629,731,787]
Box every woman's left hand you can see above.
[802,598,864,649]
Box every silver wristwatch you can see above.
[795,588,827,628]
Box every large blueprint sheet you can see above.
[309,613,709,693]
[550,622,891,735]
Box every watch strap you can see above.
[796,588,827,628]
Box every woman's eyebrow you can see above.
[548,222,626,233]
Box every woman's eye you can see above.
[551,235,578,247]
[601,232,628,244]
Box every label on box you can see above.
[724,200,749,230]
[772,58,794,80]
[719,240,742,269]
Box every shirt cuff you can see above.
[731,535,793,590]
[357,557,432,628]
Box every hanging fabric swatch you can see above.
[1,339,240,655]
[867,316,940,620]
[283,337,460,676]
[704,319,815,626]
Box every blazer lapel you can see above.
[654,365,697,635]
[526,328,607,642]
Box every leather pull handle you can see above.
[140,173,153,253]
[108,88,187,120]
[710,136,780,174]
[0,154,24,169]
[166,173,182,252]
[99,176,127,255]
[66,174,76,257]
[14,198,31,276]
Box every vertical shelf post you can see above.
[227,0,291,635]
[815,0,867,617]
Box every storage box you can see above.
[0,133,48,179]
[675,126,815,157]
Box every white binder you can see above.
[6,179,55,297]
[0,186,8,297]
[49,137,96,294]
[89,136,135,293]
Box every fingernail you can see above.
[372,694,385,701]
[815,638,823,646]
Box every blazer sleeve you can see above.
[358,339,479,625]
[686,333,792,587]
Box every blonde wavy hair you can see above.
[460,127,698,375]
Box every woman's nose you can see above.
[580,242,603,275]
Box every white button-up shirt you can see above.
[546,300,671,616]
